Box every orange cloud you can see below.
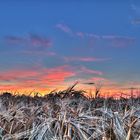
[0,65,75,93]
[0,67,139,98]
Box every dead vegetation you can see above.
[0,87,140,140]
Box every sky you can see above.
[0,0,140,95]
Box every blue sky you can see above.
[0,0,140,92]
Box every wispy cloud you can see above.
[76,32,85,38]
[63,56,110,62]
[22,51,56,56]
[131,4,140,25]
[131,4,140,15]
[4,34,53,57]
[0,69,38,82]
[85,33,100,39]
[29,34,52,48]
[56,23,136,48]
[90,77,107,83]
[79,66,103,75]
[131,18,140,24]
[5,36,25,44]
[102,35,135,48]
[88,77,118,87]
[55,23,73,35]
[55,23,100,39]
[5,34,52,48]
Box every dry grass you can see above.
[0,87,140,140]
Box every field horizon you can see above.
[0,86,140,140]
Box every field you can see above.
[0,86,140,140]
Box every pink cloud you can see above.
[0,85,20,91]
[63,56,110,62]
[29,34,52,48]
[5,36,25,44]
[55,23,135,48]
[0,65,75,89]
[56,23,100,40]
[55,23,73,34]
[76,32,85,38]
[90,77,118,88]
[80,66,103,75]
[102,35,135,48]
[5,34,52,48]
[124,81,140,88]
[91,77,107,82]
[0,69,39,82]
[42,70,75,86]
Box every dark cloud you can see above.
[5,34,52,49]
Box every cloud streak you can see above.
[131,4,140,25]
[55,23,73,35]
[5,36,25,44]
[131,18,140,25]
[56,23,136,48]
[63,56,110,62]
[102,35,135,48]
[0,65,75,90]
[79,66,103,75]
[0,64,105,92]
[29,34,52,48]
[5,34,52,48]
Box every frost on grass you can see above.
[0,89,140,140]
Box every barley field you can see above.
[0,86,140,140]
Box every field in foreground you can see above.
[0,88,140,140]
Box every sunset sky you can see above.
[0,1,140,95]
